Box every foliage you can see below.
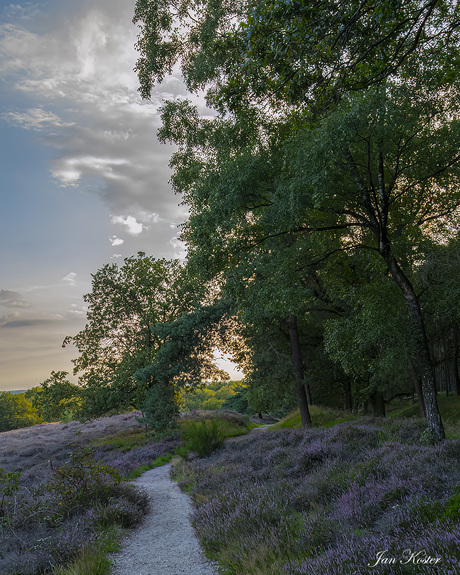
[173,420,460,574]
[64,253,196,419]
[181,380,242,412]
[237,0,460,111]
[180,419,225,457]
[0,391,40,432]
[27,371,81,422]
[134,298,244,432]
[220,386,254,415]
[138,380,180,434]
[132,0,460,440]
[134,0,460,113]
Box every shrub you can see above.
[181,419,224,457]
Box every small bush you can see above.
[181,420,224,457]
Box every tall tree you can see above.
[64,253,196,418]
[133,0,459,439]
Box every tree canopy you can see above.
[63,253,197,418]
[130,0,460,439]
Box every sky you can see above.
[0,0,239,390]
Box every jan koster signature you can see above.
[368,549,442,567]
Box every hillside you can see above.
[1,409,459,574]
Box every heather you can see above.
[0,412,154,575]
[173,418,460,574]
[0,409,252,574]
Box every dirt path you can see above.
[110,463,219,575]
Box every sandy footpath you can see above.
[110,463,219,575]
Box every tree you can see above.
[323,265,420,416]
[276,85,460,439]
[64,253,196,418]
[133,298,240,430]
[27,371,81,422]
[0,392,39,432]
[134,0,459,112]
[133,0,460,439]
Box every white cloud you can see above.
[0,0,188,224]
[1,107,75,131]
[169,236,187,260]
[111,214,144,235]
[62,272,77,286]
[110,236,124,246]
[52,156,129,186]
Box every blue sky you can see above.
[0,0,237,390]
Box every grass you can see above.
[124,453,175,479]
[386,393,460,439]
[91,429,149,451]
[51,526,122,575]
[272,405,358,430]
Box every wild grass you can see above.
[172,418,460,575]
[272,405,358,430]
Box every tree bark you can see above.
[383,253,445,440]
[412,369,427,419]
[370,390,386,417]
[288,314,312,427]
[343,378,353,411]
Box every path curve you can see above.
[110,463,219,575]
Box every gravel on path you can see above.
[110,463,219,575]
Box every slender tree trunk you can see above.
[412,369,427,419]
[383,254,445,440]
[288,314,312,427]
[343,379,353,411]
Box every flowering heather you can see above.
[173,418,460,575]
[91,437,179,477]
[0,412,166,575]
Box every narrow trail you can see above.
[110,463,219,575]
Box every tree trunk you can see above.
[288,314,312,427]
[370,390,386,417]
[412,370,427,419]
[343,378,353,411]
[383,254,445,440]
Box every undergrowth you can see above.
[0,450,149,575]
[172,418,460,575]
